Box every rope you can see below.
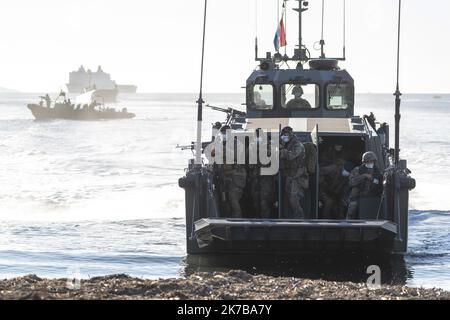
[277,0,280,33]
[284,0,287,56]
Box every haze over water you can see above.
[0,92,449,289]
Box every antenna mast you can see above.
[320,0,325,58]
[293,0,309,62]
[394,0,402,165]
[343,0,346,60]
[195,0,208,165]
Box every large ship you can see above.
[66,65,138,95]
[178,0,416,255]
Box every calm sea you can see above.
[0,92,449,289]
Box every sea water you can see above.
[0,92,449,289]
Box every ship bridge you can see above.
[246,59,354,119]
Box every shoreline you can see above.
[1,270,449,300]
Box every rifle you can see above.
[205,104,246,124]
[176,142,195,151]
[176,141,211,152]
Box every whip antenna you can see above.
[394,0,402,165]
[195,0,208,165]
[343,0,346,60]
[320,0,325,58]
[255,0,259,60]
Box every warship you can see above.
[66,65,137,94]
[66,65,137,103]
[179,0,415,255]
[27,91,135,121]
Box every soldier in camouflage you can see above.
[248,129,275,219]
[279,126,309,219]
[213,125,247,218]
[346,151,383,219]
[319,161,354,219]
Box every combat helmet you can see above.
[292,85,304,96]
[362,151,377,163]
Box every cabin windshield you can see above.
[326,84,354,110]
[252,84,274,110]
[281,84,319,110]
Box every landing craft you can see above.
[27,90,135,121]
[179,0,415,254]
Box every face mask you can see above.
[281,135,290,144]
[365,163,374,169]
[341,169,350,177]
[335,145,343,152]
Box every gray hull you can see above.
[27,104,135,121]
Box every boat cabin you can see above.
[246,59,354,119]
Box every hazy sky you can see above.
[0,0,449,93]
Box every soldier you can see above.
[319,161,354,219]
[279,126,308,219]
[44,94,51,108]
[213,125,247,218]
[346,152,383,219]
[254,91,268,109]
[248,128,275,219]
[285,85,311,109]
[320,143,346,167]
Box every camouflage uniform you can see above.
[346,164,383,219]
[280,135,308,219]
[320,145,346,167]
[248,136,275,218]
[249,166,275,218]
[214,132,247,218]
[319,163,351,219]
[221,164,247,218]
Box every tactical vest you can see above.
[357,165,382,195]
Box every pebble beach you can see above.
[1,270,449,300]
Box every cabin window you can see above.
[326,84,353,110]
[281,84,319,109]
[252,84,274,110]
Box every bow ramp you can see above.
[194,218,397,254]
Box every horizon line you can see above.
[1,89,449,95]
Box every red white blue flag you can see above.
[273,17,286,52]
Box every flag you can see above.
[273,17,287,52]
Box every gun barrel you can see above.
[206,104,227,113]
[206,104,246,117]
